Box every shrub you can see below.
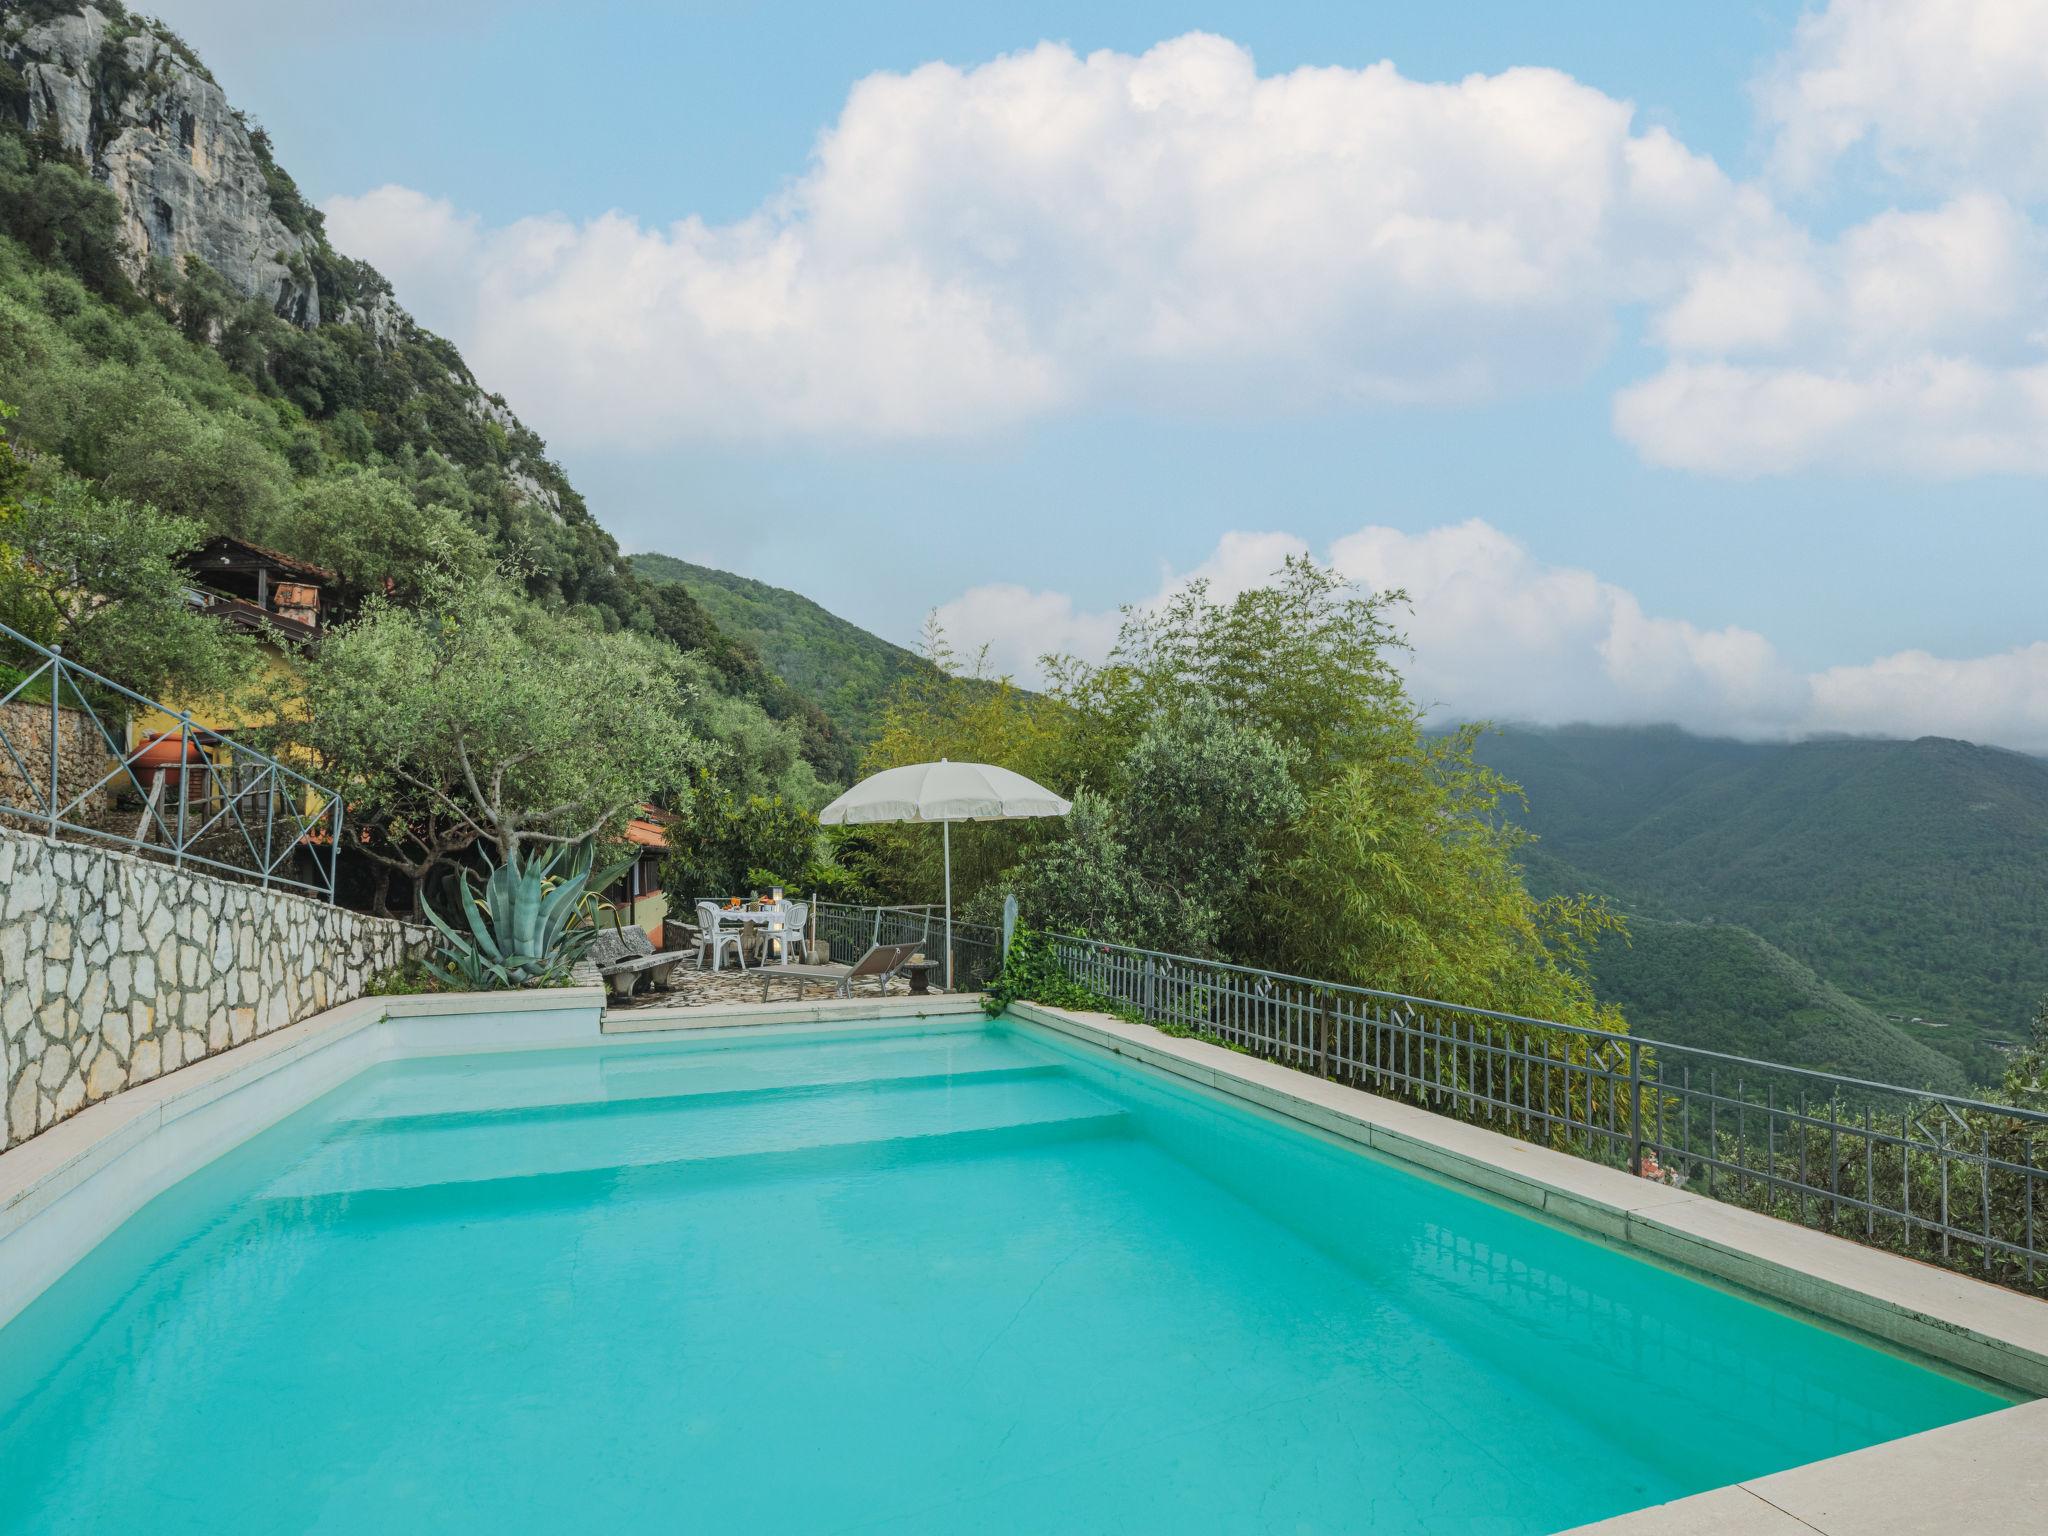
[981,926,1135,1021]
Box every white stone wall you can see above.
[0,827,424,1150]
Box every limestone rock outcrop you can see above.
[5,4,325,322]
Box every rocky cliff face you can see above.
[0,3,663,626]
[3,3,327,323]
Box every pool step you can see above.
[259,1109,1133,1228]
[340,1028,1047,1123]
[264,1070,1127,1200]
[332,1064,1073,1138]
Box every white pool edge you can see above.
[602,993,986,1033]
[1007,1001,2048,1536]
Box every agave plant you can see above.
[421,839,635,990]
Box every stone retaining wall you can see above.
[0,701,115,826]
[0,826,424,1149]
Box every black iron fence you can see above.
[0,621,344,900]
[811,902,1004,990]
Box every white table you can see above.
[705,905,798,967]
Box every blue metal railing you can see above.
[0,620,344,901]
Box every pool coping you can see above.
[1006,1000,2048,1536]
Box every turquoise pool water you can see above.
[0,1020,2013,1534]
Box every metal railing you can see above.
[830,900,2048,1295]
[0,621,344,900]
[811,902,1005,990]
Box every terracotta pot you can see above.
[129,732,207,773]
[129,732,209,797]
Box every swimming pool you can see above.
[0,1018,2014,1533]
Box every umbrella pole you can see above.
[943,819,954,992]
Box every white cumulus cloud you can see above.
[322,21,2048,478]
[935,521,2048,753]
[1763,0,2048,197]
[325,35,1754,445]
[1616,195,2048,474]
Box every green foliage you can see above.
[1478,724,2048,1079]
[890,557,1625,1030]
[7,2,128,31]
[1072,555,1411,790]
[0,132,131,301]
[980,927,1136,1021]
[362,955,446,998]
[92,387,290,530]
[1274,723,1628,1029]
[637,575,855,782]
[422,839,631,990]
[281,579,707,866]
[1995,997,2048,1112]
[0,426,252,697]
[635,552,934,772]
[661,792,819,900]
[990,696,1301,954]
[245,127,322,240]
[798,851,876,904]
[1593,918,1967,1092]
[256,465,491,606]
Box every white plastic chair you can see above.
[697,900,747,971]
[780,901,809,964]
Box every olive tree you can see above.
[0,436,251,698]
[284,581,705,908]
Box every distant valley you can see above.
[1475,725,2048,1086]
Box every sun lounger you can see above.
[757,941,926,1002]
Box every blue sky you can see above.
[154,1,2048,748]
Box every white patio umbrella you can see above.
[819,760,1071,990]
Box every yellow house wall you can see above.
[132,643,300,742]
[622,891,668,942]
[124,644,334,832]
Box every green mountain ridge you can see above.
[633,552,936,749]
[1478,724,2048,1083]
[1591,917,1967,1093]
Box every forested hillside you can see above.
[1591,918,1967,1092]
[0,1,850,772]
[0,1,867,912]
[1478,725,2048,1082]
[633,553,935,750]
